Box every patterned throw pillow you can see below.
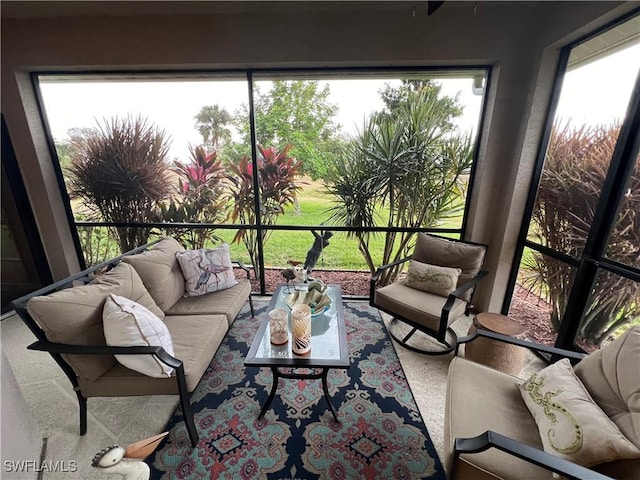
[175,244,238,297]
[517,358,640,468]
[102,294,174,378]
[403,260,462,297]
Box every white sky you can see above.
[39,42,639,161]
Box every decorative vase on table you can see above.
[291,304,311,355]
[269,308,289,345]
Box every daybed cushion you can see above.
[78,313,228,396]
[412,234,485,301]
[122,237,186,312]
[445,356,553,479]
[374,282,467,331]
[103,294,175,378]
[27,262,164,382]
[167,279,251,327]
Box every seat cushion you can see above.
[78,313,228,396]
[375,282,467,332]
[122,237,186,312]
[445,356,553,479]
[574,325,640,448]
[412,234,486,301]
[167,279,251,327]
[27,262,163,382]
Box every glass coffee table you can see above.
[245,283,349,422]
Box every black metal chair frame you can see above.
[449,330,613,480]
[10,238,255,449]
[370,237,488,355]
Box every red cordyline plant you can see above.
[227,144,302,277]
[158,146,228,249]
[523,121,639,346]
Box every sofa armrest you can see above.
[455,329,586,361]
[27,340,183,369]
[450,431,613,480]
[233,260,252,279]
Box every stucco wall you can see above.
[1,1,633,309]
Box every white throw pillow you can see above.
[404,260,461,297]
[103,294,174,378]
[517,358,640,468]
[175,244,238,296]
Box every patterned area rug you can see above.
[149,301,445,479]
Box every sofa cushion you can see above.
[412,234,485,302]
[404,260,461,297]
[122,237,186,312]
[445,356,553,479]
[374,282,467,331]
[176,244,238,296]
[518,358,640,468]
[27,262,163,382]
[77,313,228,396]
[167,279,251,327]
[574,325,640,448]
[103,294,175,378]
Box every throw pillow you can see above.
[176,244,238,296]
[103,294,174,378]
[404,260,462,297]
[517,358,640,468]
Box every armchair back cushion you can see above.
[122,237,186,312]
[26,262,164,382]
[412,234,486,301]
[574,325,640,448]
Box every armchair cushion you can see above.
[176,244,238,296]
[26,262,163,382]
[103,294,175,378]
[122,237,186,312]
[517,358,640,467]
[404,260,461,297]
[412,234,486,301]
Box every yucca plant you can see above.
[525,122,639,346]
[158,146,227,249]
[227,145,302,277]
[68,115,172,253]
[326,90,473,284]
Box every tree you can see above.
[524,122,639,346]
[194,105,232,151]
[68,115,172,253]
[326,88,472,283]
[227,145,303,277]
[234,81,343,179]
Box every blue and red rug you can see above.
[149,301,445,479]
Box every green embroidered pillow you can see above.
[517,358,640,468]
[404,260,461,297]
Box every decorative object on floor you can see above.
[148,301,445,480]
[291,304,312,355]
[93,432,167,479]
[268,308,289,345]
[303,229,333,280]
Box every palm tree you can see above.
[193,105,232,151]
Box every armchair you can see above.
[445,326,640,479]
[370,233,488,354]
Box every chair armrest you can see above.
[370,255,412,283]
[27,340,183,369]
[441,270,488,318]
[456,330,586,361]
[450,431,613,480]
[233,260,252,279]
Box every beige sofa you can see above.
[444,326,640,479]
[12,237,253,448]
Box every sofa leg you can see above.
[249,295,255,317]
[175,365,199,447]
[76,391,87,435]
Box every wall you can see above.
[1,1,633,309]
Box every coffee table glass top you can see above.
[245,284,349,368]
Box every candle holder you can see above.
[269,308,289,345]
[291,304,311,355]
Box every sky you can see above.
[39,42,639,161]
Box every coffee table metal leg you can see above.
[321,368,339,422]
[258,366,279,420]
